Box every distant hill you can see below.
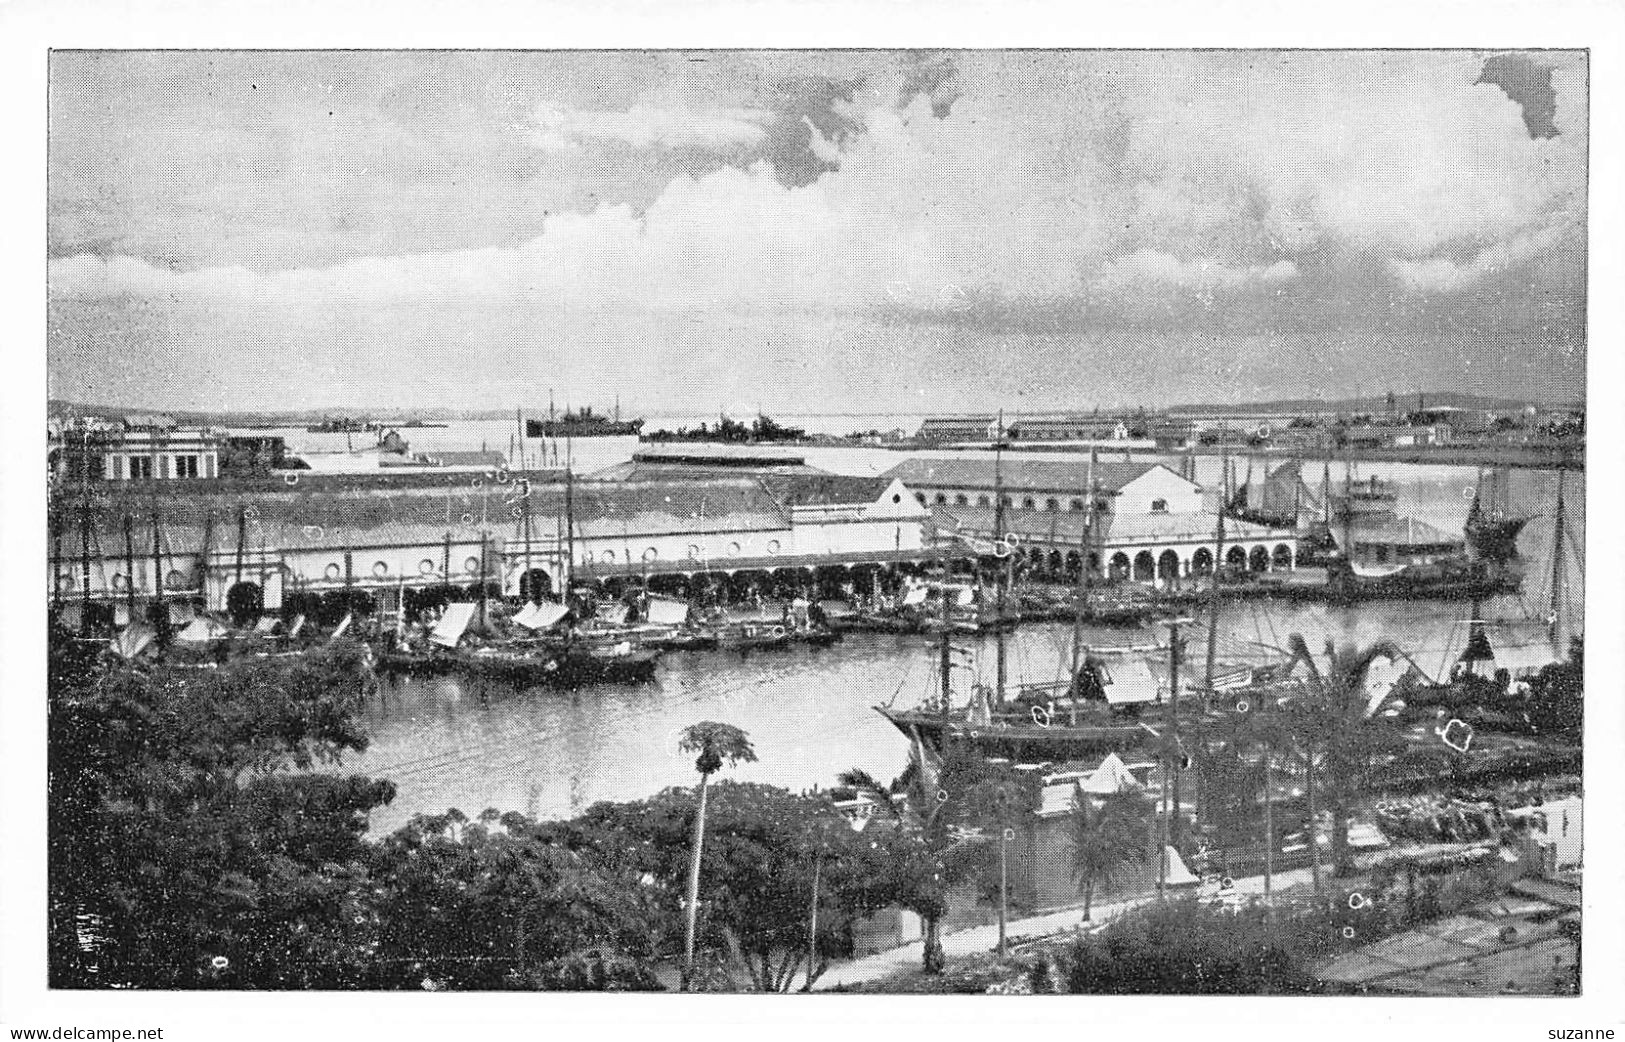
[47,399,499,426]
[1166,392,1563,416]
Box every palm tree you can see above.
[677,721,757,991]
[839,749,985,975]
[1278,635,1406,878]
[964,776,1027,956]
[1068,789,1152,920]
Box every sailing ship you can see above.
[1464,465,1531,565]
[1321,472,1517,602]
[526,394,644,438]
[875,430,1161,762]
[1435,468,1580,694]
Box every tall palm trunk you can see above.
[1306,741,1322,894]
[922,914,945,974]
[1083,879,1094,921]
[1261,743,1273,905]
[682,771,710,991]
[1331,795,1352,876]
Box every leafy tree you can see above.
[368,809,663,990]
[565,782,889,991]
[1068,789,1153,920]
[48,637,394,988]
[1524,636,1583,740]
[840,745,1024,974]
[676,721,757,989]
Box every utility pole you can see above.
[122,514,137,623]
[1548,469,1566,650]
[992,411,1007,709]
[1158,617,1193,899]
[151,512,167,653]
[1203,443,1228,697]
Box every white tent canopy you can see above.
[645,596,689,626]
[175,617,230,643]
[513,602,570,631]
[430,602,477,647]
[1081,752,1142,794]
[113,623,156,660]
[1162,846,1200,887]
[1101,658,1159,706]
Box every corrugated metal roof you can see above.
[888,456,1165,494]
[765,473,891,507]
[58,475,792,558]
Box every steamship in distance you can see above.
[526,396,644,438]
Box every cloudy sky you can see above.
[47,49,1587,414]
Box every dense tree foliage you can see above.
[841,744,1039,974]
[49,633,393,988]
[1069,790,1153,918]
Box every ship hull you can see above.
[875,707,1151,761]
[531,420,645,438]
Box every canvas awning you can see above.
[113,623,156,660]
[430,602,477,647]
[252,616,283,635]
[175,617,229,643]
[287,614,307,638]
[1081,751,1142,794]
[1163,845,1200,887]
[645,596,689,626]
[1484,624,1563,676]
[901,586,928,607]
[1101,658,1159,706]
[597,604,630,625]
[513,602,570,631]
[329,612,353,642]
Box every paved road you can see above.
[811,865,1322,991]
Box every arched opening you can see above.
[954,494,969,506]
[1048,550,1064,575]
[519,568,553,601]
[225,581,263,628]
[1157,550,1180,583]
[977,495,990,507]
[1248,546,1270,573]
[1191,547,1214,576]
[1064,551,1081,579]
[1272,543,1293,570]
[1087,552,1100,575]
[1133,550,1156,582]
[1225,545,1248,573]
[1109,552,1131,581]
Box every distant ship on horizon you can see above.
[525,395,644,438]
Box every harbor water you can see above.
[317,421,1583,834]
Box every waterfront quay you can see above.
[47,444,1304,626]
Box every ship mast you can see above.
[151,511,167,653]
[993,411,1007,709]
[1069,447,1096,725]
[1203,439,1229,693]
[1547,469,1566,652]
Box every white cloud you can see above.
[49,51,1587,359]
[533,102,772,152]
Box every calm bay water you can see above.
[279,420,1582,832]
